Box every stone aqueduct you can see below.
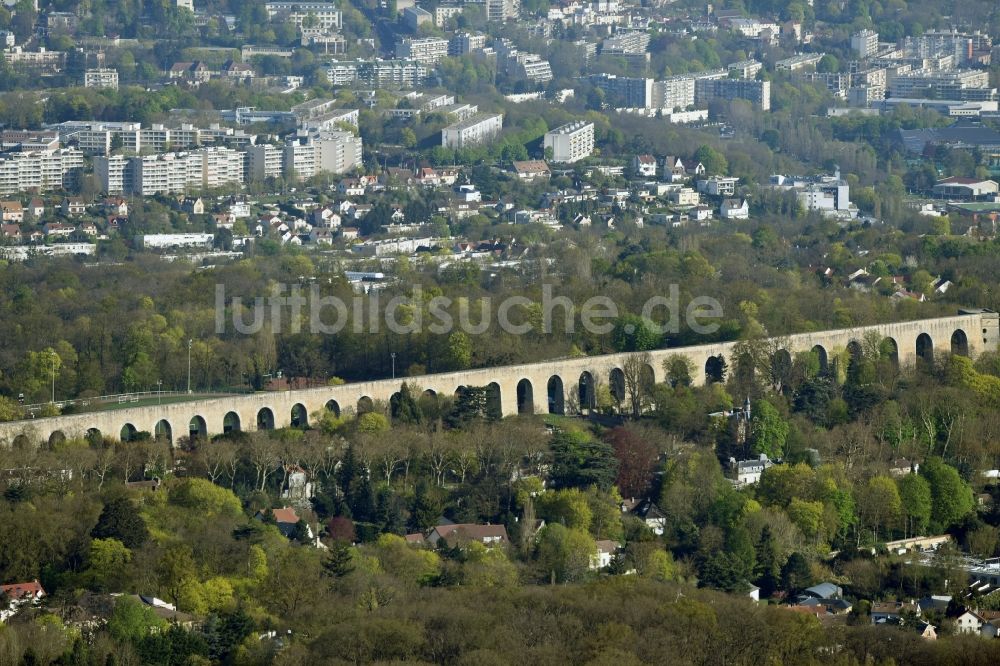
[1,312,997,448]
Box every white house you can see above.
[732,454,773,486]
[632,154,657,177]
[0,580,45,622]
[955,610,984,635]
[590,540,620,570]
[721,198,750,220]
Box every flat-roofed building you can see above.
[441,113,504,148]
[544,121,594,163]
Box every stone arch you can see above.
[846,340,864,378]
[516,378,534,415]
[291,403,308,428]
[325,399,341,417]
[223,411,241,434]
[609,368,625,407]
[486,382,502,419]
[881,337,900,368]
[916,333,934,365]
[154,419,173,444]
[85,428,103,445]
[641,363,656,389]
[120,423,138,442]
[189,415,207,440]
[257,407,275,431]
[705,355,726,383]
[48,430,66,447]
[811,345,828,373]
[547,375,565,414]
[357,396,374,414]
[12,433,31,449]
[422,389,437,398]
[579,371,595,412]
[951,329,969,356]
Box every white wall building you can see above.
[441,113,503,149]
[84,68,118,90]
[544,121,594,163]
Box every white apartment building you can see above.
[441,113,503,149]
[93,154,128,194]
[888,69,995,101]
[0,149,84,195]
[544,121,594,163]
[775,53,823,71]
[355,59,428,87]
[245,144,284,182]
[84,68,118,89]
[852,30,879,58]
[396,38,449,65]
[139,234,214,249]
[283,130,362,180]
[264,1,341,29]
[129,152,203,196]
[200,147,245,190]
[434,5,462,27]
[651,76,697,110]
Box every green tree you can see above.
[611,314,660,352]
[357,412,390,433]
[534,523,596,583]
[750,400,789,458]
[91,497,149,549]
[921,457,974,531]
[549,429,618,491]
[107,596,166,644]
[694,144,728,175]
[897,474,932,537]
[86,538,132,590]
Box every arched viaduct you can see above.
[1,311,997,447]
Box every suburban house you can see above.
[721,198,750,220]
[661,156,686,181]
[731,454,773,486]
[310,227,335,245]
[104,197,129,217]
[631,500,667,536]
[0,580,45,622]
[955,609,985,634]
[43,222,74,237]
[1,200,23,223]
[181,197,204,215]
[1,223,20,242]
[255,506,314,540]
[62,197,86,215]
[889,458,919,477]
[591,540,620,570]
[932,177,998,200]
[632,154,657,177]
[511,160,551,180]
[870,601,919,625]
[27,198,44,217]
[426,523,509,548]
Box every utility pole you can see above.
[187,339,193,394]
[50,356,56,404]
[391,352,396,380]
[157,379,162,405]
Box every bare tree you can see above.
[200,440,236,485]
[244,434,281,491]
[622,352,655,418]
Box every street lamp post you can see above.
[391,352,396,380]
[187,339,193,394]
[157,379,162,405]
[50,356,56,404]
